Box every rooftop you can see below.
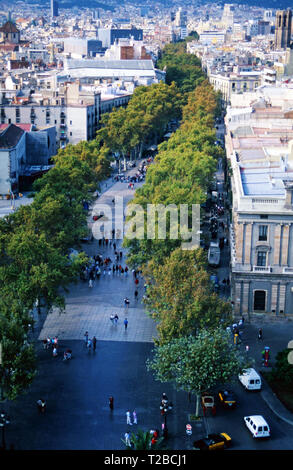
[0,21,19,34]
[65,58,155,71]
[240,167,293,197]
[0,123,25,149]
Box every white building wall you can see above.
[0,150,10,194]
[67,107,88,144]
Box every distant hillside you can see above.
[60,0,115,10]
[23,0,115,10]
[209,0,293,9]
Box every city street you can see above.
[2,163,293,451]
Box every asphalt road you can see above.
[3,340,196,451]
[204,381,293,450]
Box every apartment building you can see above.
[225,93,293,317]
[209,70,262,106]
[0,81,100,148]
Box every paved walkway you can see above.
[38,165,158,344]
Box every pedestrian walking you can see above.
[245,345,249,355]
[126,410,132,425]
[134,290,138,300]
[258,328,263,341]
[133,410,137,425]
[84,331,89,345]
[89,278,93,288]
[52,346,58,357]
[109,396,114,410]
[114,314,119,325]
[124,431,131,447]
[135,278,139,286]
[87,339,92,350]
[92,336,97,352]
[119,251,123,259]
[37,399,46,414]
[124,318,128,330]
[124,297,130,308]
[110,314,115,324]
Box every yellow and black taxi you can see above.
[193,433,232,451]
[218,390,237,408]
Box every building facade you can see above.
[274,9,292,50]
[50,0,59,18]
[225,97,293,317]
[0,82,100,148]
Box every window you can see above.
[46,109,50,124]
[257,251,267,266]
[259,225,268,241]
[260,214,268,219]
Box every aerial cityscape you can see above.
[0,0,293,457]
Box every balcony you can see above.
[283,267,293,274]
[252,266,272,273]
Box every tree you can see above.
[143,249,232,345]
[147,329,248,416]
[122,429,164,450]
[0,306,37,400]
[267,348,293,387]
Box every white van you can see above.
[208,241,221,267]
[244,415,270,438]
[238,368,262,390]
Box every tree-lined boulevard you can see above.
[1,38,293,453]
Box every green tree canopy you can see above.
[143,248,232,345]
[147,329,248,416]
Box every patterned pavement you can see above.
[38,168,158,344]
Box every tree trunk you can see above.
[195,393,201,417]
[139,141,144,159]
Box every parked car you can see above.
[92,213,104,221]
[218,390,237,408]
[193,433,231,451]
[244,415,270,438]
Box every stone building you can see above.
[274,9,292,50]
[225,96,293,317]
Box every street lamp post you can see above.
[0,412,10,450]
[159,393,173,438]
